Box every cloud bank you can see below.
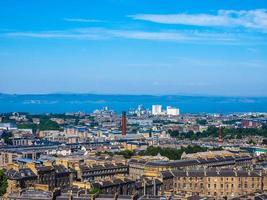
[3,28,256,44]
[3,9,267,44]
[130,9,267,32]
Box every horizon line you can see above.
[1,92,267,98]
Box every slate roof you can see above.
[6,168,37,180]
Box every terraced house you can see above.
[161,168,267,199]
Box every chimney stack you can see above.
[121,111,127,136]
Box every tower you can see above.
[121,111,127,136]
[218,126,223,144]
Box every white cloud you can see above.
[130,9,267,32]
[5,29,109,40]
[4,28,244,44]
[64,18,103,23]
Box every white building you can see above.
[152,105,162,115]
[166,106,180,116]
[0,123,17,130]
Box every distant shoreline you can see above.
[0,94,267,114]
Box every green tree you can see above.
[1,131,12,145]
[197,119,207,125]
[89,188,101,194]
[168,130,180,138]
[138,145,209,160]
[115,150,134,159]
[17,123,37,132]
[38,119,62,131]
[0,170,8,196]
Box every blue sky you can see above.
[0,0,267,96]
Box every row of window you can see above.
[173,182,260,189]
[177,177,260,182]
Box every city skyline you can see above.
[1,0,267,96]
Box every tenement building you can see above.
[129,154,253,179]
[5,161,71,193]
[80,163,128,181]
[161,168,267,199]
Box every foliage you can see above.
[115,150,135,159]
[89,188,101,194]
[104,151,114,157]
[38,119,62,130]
[168,126,267,140]
[138,145,209,160]
[0,131,12,145]
[0,170,8,196]
[17,123,37,132]
[18,118,62,131]
[168,130,180,138]
[196,119,207,125]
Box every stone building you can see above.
[80,163,128,181]
[5,162,71,192]
[129,155,253,179]
[160,168,267,199]
[90,177,162,197]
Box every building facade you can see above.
[161,168,267,199]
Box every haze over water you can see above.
[0,94,267,114]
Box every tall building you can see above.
[121,111,127,136]
[152,105,162,115]
[166,106,180,116]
